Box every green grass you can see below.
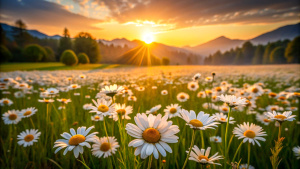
[0,62,127,72]
[0,65,299,169]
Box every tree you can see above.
[23,44,47,62]
[242,41,255,64]
[252,45,264,64]
[270,47,286,64]
[74,32,101,63]
[262,43,276,64]
[12,20,35,47]
[78,53,90,64]
[43,46,56,62]
[162,57,170,65]
[58,28,72,60]
[285,36,300,63]
[0,45,12,62]
[0,25,6,45]
[60,50,78,66]
[233,50,244,65]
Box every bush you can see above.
[0,45,13,62]
[23,44,47,62]
[162,57,170,65]
[60,50,78,66]
[78,53,90,64]
[43,46,56,62]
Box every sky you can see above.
[0,0,299,47]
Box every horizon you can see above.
[1,0,299,47]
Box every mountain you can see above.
[0,23,61,39]
[250,23,300,45]
[188,22,300,56]
[185,36,245,56]
[100,38,140,48]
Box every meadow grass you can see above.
[0,65,299,169]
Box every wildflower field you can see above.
[0,65,299,169]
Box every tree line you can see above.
[204,36,300,65]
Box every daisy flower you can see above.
[205,77,213,82]
[38,98,54,103]
[164,104,181,118]
[292,146,300,159]
[17,129,41,147]
[265,105,283,112]
[187,146,223,165]
[46,88,59,95]
[210,136,222,143]
[180,110,219,130]
[177,92,190,102]
[239,164,255,169]
[136,86,145,91]
[192,73,201,81]
[126,113,180,159]
[266,111,296,122]
[128,95,137,101]
[88,98,115,116]
[101,84,124,97]
[0,98,13,106]
[248,85,264,97]
[53,126,98,158]
[83,103,92,110]
[187,81,199,91]
[218,94,247,107]
[92,136,120,158]
[91,114,103,121]
[161,90,168,95]
[233,122,267,146]
[146,105,162,115]
[68,84,81,90]
[57,98,71,104]
[256,113,272,125]
[21,107,37,118]
[2,110,23,124]
[111,103,133,121]
[213,113,235,124]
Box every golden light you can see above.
[142,32,154,44]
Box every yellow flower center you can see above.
[274,115,286,120]
[94,116,100,120]
[100,142,111,152]
[198,155,209,161]
[222,108,228,111]
[244,130,256,138]
[180,95,185,99]
[214,138,219,142]
[68,134,86,145]
[220,118,226,121]
[278,96,286,100]
[50,91,54,93]
[24,111,32,116]
[169,108,177,114]
[24,134,34,142]
[98,105,109,112]
[116,109,126,115]
[252,88,258,93]
[216,87,222,91]
[269,93,277,97]
[263,119,271,122]
[189,119,203,127]
[20,84,25,87]
[8,114,17,120]
[191,84,195,88]
[3,100,9,104]
[72,85,77,88]
[142,128,161,143]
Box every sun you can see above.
[142,32,154,44]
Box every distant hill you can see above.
[0,23,61,39]
[187,22,300,56]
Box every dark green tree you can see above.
[60,50,78,66]
[233,50,244,65]
[23,44,47,62]
[262,43,276,64]
[74,32,101,63]
[242,41,255,64]
[270,46,286,64]
[252,45,264,64]
[58,28,72,60]
[285,36,300,63]
[0,45,13,62]
[78,53,90,64]
[12,20,35,47]
[162,57,170,65]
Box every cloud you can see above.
[0,0,103,32]
[88,0,300,29]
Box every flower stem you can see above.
[231,141,243,163]
[224,106,231,169]
[147,154,153,169]
[278,122,282,140]
[200,130,205,148]
[182,129,195,169]
[247,143,251,169]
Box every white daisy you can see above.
[266,111,296,122]
[292,146,300,159]
[161,90,168,95]
[88,98,115,116]
[91,114,103,121]
[187,81,199,91]
[46,88,59,95]
[111,103,133,121]
[38,98,54,103]
[83,103,92,110]
[218,94,247,107]
[187,146,223,165]
[146,105,162,115]
[53,126,98,158]
[248,85,264,97]
[239,164,255,169]
[256,113,272,125]
[101,84,124,97]
[126,113,180,159]
[128,95,137,101]
[2,110,23,124]
[213,113,235,124]
[57,98,71,104]
[192,73,201,81]
[92,136,120,158]
[233,122,267,146]
[163,104,181,118]
[210,136,222,143]
[0,98,13,106]
[180,110,219,130]
[177,92,190,102]
[21,107,37,118]
[17,129,41,147]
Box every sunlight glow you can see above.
[142,32,154,44]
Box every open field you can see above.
[0,63,126,72]
[0,64,300,169]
